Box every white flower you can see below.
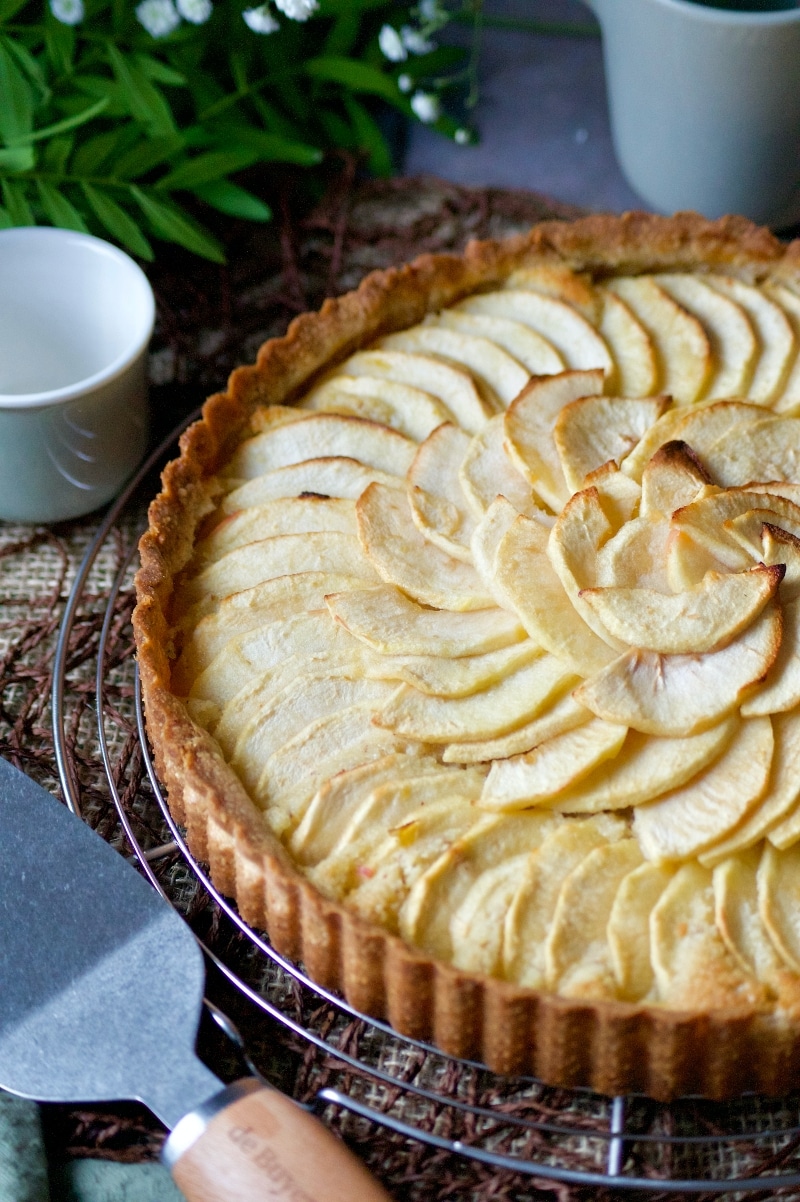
[379,24,407,62]
[177,0,212,23]
[274,0,318,19]
[242,3,279,32]
[136,0,181,36]
[49,0,84,23]
[454,127,470,145]
[397,73,413,94]
[418,0,442,20]
[401,25,435,55]
[410,90,440,123]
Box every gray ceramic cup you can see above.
[0,228,154,524]
[585,0,800,227]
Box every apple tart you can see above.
[134,212,800,1100]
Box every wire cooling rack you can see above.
[50,415,800,1197]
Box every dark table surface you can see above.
[405,0,644,215]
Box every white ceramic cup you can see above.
[584,0,800,227]
[0,228,155,523]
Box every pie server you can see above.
[0,757,390,1202]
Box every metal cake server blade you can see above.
[0,757,390,1202]
[0,755,219,1125]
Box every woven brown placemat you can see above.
[3,174,800,1201]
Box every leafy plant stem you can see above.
[452,14,600,38]
[0,1,486,260]
[18,170,158,191]
[465,0,483,110]
[197,69,301,123]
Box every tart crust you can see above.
[134,212,800,1101]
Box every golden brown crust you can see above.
[133,211,800,1101]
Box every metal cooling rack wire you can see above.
[53,409,202,822]
[52,413,800,1196]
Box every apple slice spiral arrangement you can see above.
[172,262,800,1019]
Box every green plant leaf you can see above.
[2,177,34,225]
[0,203,13,229]
[70,126,131,175]
[228,50,249,95]
[430,112,472,141]
[72,75,130,118]
[187,73,227,117]
[246,95,300,143]
[82,182,154,259]
[208,123,322,166]
[276,75,311,124]
[0,144,35,171]
[318,108,352,148]
[0,40,34,146]
[131,185,225,262]
[343,93,392,176]
[180,125,212,150]
[44,12,76,75]
[2,36,49,101]
[193,179,271,222]
[41,134,74,173]
[27,97,110,145]
[323,9,361,57]
[133,53,186,87]
[394,46,465,80]
[36,180,90,232]
[0,0,32,23]
[112,135,184,179]
[155,147,261,191]
[107,42,178,136]
[304,55,406,108]
[111,0,126,38]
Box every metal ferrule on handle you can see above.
[162,1078,261,1170]
[162,1076,392,1202]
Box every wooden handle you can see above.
[169,1080,393,1202]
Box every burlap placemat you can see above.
[3,174,800,1201]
